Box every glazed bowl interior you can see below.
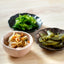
[36,28,64,51]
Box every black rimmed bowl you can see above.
[8,13,42,32]
[36,28,64,51]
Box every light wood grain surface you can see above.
[0,0,64,64]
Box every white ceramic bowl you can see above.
[1,31,33,57]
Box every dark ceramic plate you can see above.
[36,28,64,51]
[8,13,42,32]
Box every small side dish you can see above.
[6,32,30,48]
[39,30,64,48]
[8,13,42,32]
[36,28,64,51]
[2,31,33,57]
[13,14,38,31]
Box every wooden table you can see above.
[0,0,64,64]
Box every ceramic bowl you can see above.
[8,13,42,32]
[1,31,33,57]
[36,28,64,51]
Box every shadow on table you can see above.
[42,49,64,62]
[8,50,44,64]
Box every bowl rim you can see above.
[1,31,33,51]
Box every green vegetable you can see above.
[13,14,38,31]
[39,30,64,48]
[46,40,59,45]
[54,43,63,48]
[47,30,54,37]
